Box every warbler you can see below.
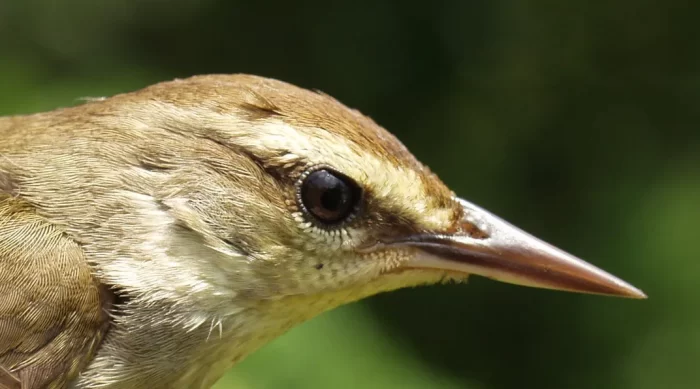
[0,74,645,389]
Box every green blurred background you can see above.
[1,1,698,388]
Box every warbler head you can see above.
[95,74,645,313]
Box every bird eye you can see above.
[300,169,361,225]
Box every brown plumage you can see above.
[0,195,110,389]
[0,75,644,389]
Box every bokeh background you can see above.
[1,1,698,388]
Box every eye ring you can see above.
[296,166,362,227]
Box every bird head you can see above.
[89,74,644,317]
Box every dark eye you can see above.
[300,169,361,225]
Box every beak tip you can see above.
[600,276,647,299]
[575,269,648,300]
[622,286,648,300]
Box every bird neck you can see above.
[71,292,352,389]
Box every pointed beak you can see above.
[391,198,646,299]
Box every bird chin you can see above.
[379,266,470,287]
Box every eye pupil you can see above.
[301,169,360,224]
[321,187,345,210]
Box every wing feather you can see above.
[0,195,111,389]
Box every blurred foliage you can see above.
[1,1,698,388]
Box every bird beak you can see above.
[390,198,646,298]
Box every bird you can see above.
[0,74,645,389]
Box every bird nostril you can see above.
[459,220,490,240]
